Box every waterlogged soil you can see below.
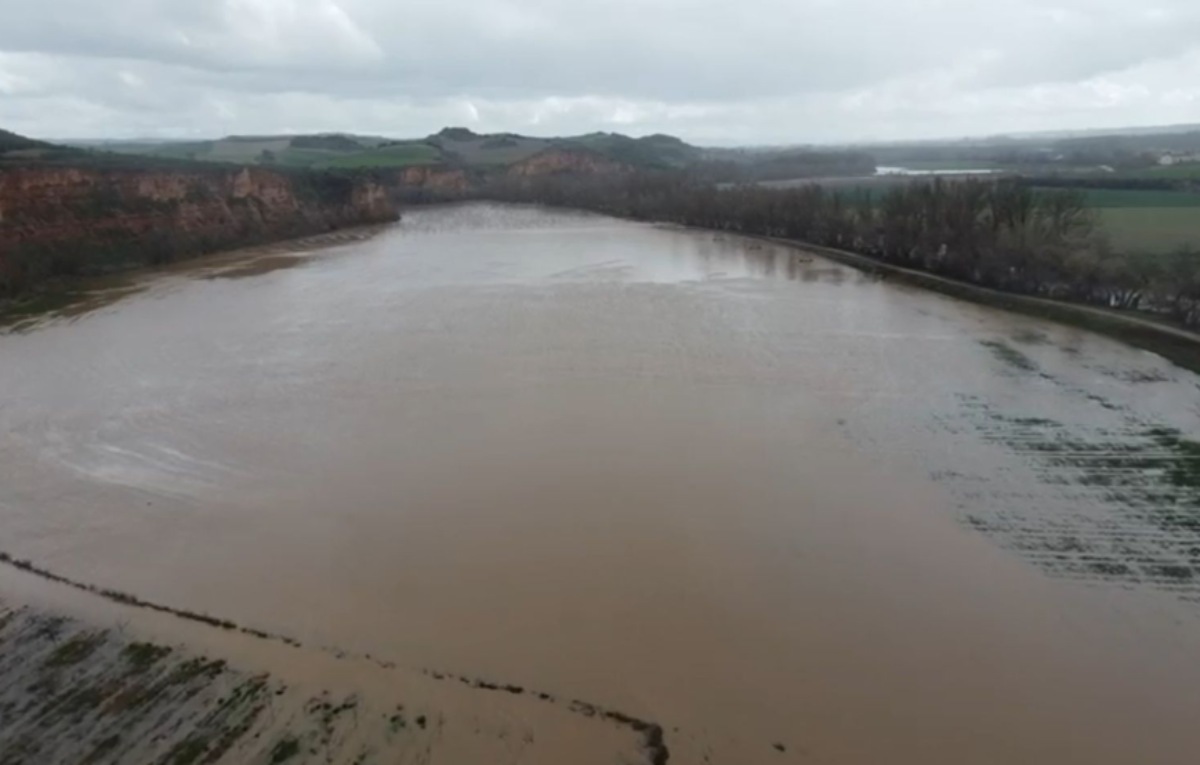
[4,203,1200,763]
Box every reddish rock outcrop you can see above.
[0,164,398,294]
[395,165,471,194]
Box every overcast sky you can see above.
[1,0,1198,145]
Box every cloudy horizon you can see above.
[1,0,1199,146]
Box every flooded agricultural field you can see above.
[3,203,1200,764]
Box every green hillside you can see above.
[1,129,91,163]
[0,128,48,153]
[91,128,702,171]
[563,132,700,169]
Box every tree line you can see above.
[472,172,1200,327]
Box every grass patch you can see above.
[167,657,227,686]
[82,734,121,764]
[1070,189,1200,208]
[319,143,441,168]
[1011,328,1050,345]
[1024,186,1200,252]
[1124,164,1200,181]
[1097,207,1200,254]
[270,737,301,763]
[163,735,210,765]
[270,147,343,167]
[122,642,173,672]
[45,631,107,668]
[960,403,1200,594]
[979,340,1039,372]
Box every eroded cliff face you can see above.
[0,164,398,296]
[391,150,628,202]
[395,165,471,194]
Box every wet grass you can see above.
[269,736,301,763]
[0,610,281,765]
[1011,329,1050,345]
[44,631,106,667]
[82,734,121,764]
[979,340,1039,373]
[162,735,210,765]
[959,402,1200,594]
[123,642,173,672]
[0,555,678,765]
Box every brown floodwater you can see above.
[3,203,1200,763]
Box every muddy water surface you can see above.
[3,203,1200,763]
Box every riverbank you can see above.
[0,162,399,300]
[754,235,1200,374]
[0,223,395,332]
[635,205,1200,374]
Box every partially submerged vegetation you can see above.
[952,393,1200,594]
[0,605,279,765]
[0,549,677,764]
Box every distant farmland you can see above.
[319,143,442,168]
[1061,189,1200,254]
[763,179,1200,256]
[1097,207,1200,254]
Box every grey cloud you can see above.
[0,0,1198,142]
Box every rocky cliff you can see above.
[392,165,473,202]
[0,163,398,297]
[395,165,471,193]
[391,148,629,202]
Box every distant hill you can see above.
[78,128,704,172]
[0,128,97,164]
[0,128,54,155]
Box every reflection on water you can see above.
[2,203,1200,764]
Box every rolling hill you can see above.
[83,128,704,172]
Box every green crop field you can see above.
[271,147,341,167]
[1133,164,1200,180]
[1073,188,1200,208]
[878,159,1000,172]
[1096,208,1200,254]
[1029,186,1200,254]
